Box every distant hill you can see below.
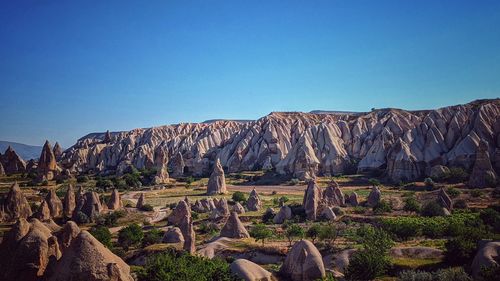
[0,141,42,160]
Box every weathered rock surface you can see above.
[3,182,32,221]
[273,205,292,224]
[469,140,498,188]
[0,161,5,175]
[162,227,184,244]
[60,100,500,183]
[279,239,326,281]
[53,142,63,159]
[367,186,381,207]
[321,207,337,221]
[323,181,345,207]
[136,193,145,209]
[438,188,452,212]
[107,189,122,210]
[153,143,169,184]
[230,259,273,281]
[38,140,58,180]
[471,241,500,278]
[35,200,51,221]
[348,191,359,206]
[430,165,450,179]
[180,216,195,253]
[217,197,230,217]
[61,221,80,250]
[73,191,102,222]
[207,158,227,195]
[46,230,133,281]
[0,146,26,174]
[246,188,262,211]
[303,180,322,221]
[220,211,250,238]
[233,202,245,214]
[46,189,63,218]
[168,200,191,225]
[63,185,76,218]
[170,151,185,177]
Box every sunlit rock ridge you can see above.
[60,99,500,183]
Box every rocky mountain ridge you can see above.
[59,99,500,183]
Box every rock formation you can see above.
[273,205,292,224]
[471,241,500,278]
[279,239,326,281]
[230,259,273,281]
[46,189,63,218]
[73,191,102,222]
[153,144,169,184]
[168,200,191,225]
[323,180,345,207]
[217,197,230,217]
[63,185,76,218]
[469,140,498,188]
[162,227,185,244]
[303,180,322,221]
[321,207,337,221]
[38,140,58,180]
[246,188,262,211]
[3,182,32,221]
[61,221,80,250]
[348,191,359,206]
[53,142,63,160]
[207,158,227,195]
[107,189,122,210]
[35,200,51,221]
[0,161,5,175]
[438,188,452,212]
[46,231,134,281]
[0,146,26,174]
[367,186,381,207]
[180,216,195,253]
[103,130,112,143]
[430,165,450,180]
[170,151,185,177]
[220,211,250,238]
[136,193,145,209]
[233,202,245,214]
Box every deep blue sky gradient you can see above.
[1,1,499,147]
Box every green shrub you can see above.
[434,267,472,281]
[444,225,492,266]
[137,248,237,281]
[97,210,126,227]
[262,209,275,224]
[142,228,163,247]
[231,191,246,203]
[368,178,381,186]
[74,211,90,224]
[141,204,154,211]
[90,226,112,248]
[398,270,433,281]
[470,189,483,198]
[317,223,338,248]
[289,178,300,185]
[447,188,460,198]
[453,199,468,209]
[306,224,321,243]
[479,264,500,281]
[353,206,367,214]
[96,178,114,190]
[118,223,144,251]
[420,201,445,217]
[403,196,421,213]
[424,177,435,188]
[284,223,304,247]
[77,175,90,183]
[444,168,469,184]
[249,224,273,246]
[479,208,500,233]
[373,200,392,214]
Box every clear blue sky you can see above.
[1,1,499,148]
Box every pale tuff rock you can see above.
[198,198,217,212]
[233,202,245,214]
[63,185,76,218]
[303,180,322,221]
[230,259,273,281]
[180,216,195,253]
[61,221,80,250]
[367,186,381,207]
[469,140,498,188]
[60,100,500,182]
[53,142,63,160]
[220,211,250,238]
[103,130,112,143]
[35,200,51,221]
[46,189,63,218]
[73,192,103,222]
[44,219,62,232]
[216,197,230,217]
[471,241,500,278]
[279,239,326,281]
[322,181,345,207]
[246,188,262,211]
[438,188,452,212]
[264,207,276,220]
[46,231,133,281]
[430,165,450,179]
[321,207,337,221]
[0,146,26,174]
[207,158,227,195]
[0,162,5,175]
[38,140,58,180]
[348,192,359,206]
[168,200,191,226]
[162,227,184,244]
[170,151,185,177]
[153,144,169,184]
[107,189,122,210]
[3,182,32,221]
[273,205,292,224]
[136,193,145,209]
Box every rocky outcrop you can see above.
[53,142,63,160]
[3,182,32,221]
[233,202,245,214]
[153,144,169,184]
[230,259,273,281]
[323,181,345,207]
[168,200,191,225]
[303,180,322,221]
[279,239,326,281]
[207,158,227,195]
[35,200,51,221]
[60,100,500,183]
[220,212,250,238]
[471,241,500,278]
[73,192,102,222]
[216,197,230,217]
[136,193,145,209]
[430,165,450,179]
[469,140,498,188]
[438,188,452,212]
[246,188,262,211]
[170,151,185,177]
[63,185,76,218]
[348,192,359,206]
[46,190,63,218]
[38,140,58,181]
[321,207,337,221]
[46,230,133,281]
[162,227,184,244]
[61,221,80,250]
[273,205,292,224]
[367,186,381,207]
[180,216,195,253]
[0,146,26,174]
[0,161,5,175]
[107,189,122,210]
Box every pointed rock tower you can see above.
[153,144,169,184]
[207,158,227,195]
[303,179,321,221]
[220,212,250,238]
[63,185,76,218]
[53,142,63,160]
[3,182,32,221]
[38,140,58,180]
[469,140,498,188]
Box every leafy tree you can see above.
[143,228,163,247]
[231,191,246,203]
[372,200,392,214]
[284,223,305,247]
[249,224,273,246]
[306,224,321,243]
[97,210,126,227]
[420,201,445,217]
[77,175,89,183]
[345,227,394,281]
[318,223,338,248]
[118,223,144,251]
[479,264,500,281]
[90,226,112,248]
[403,196,421,213]
[96,178,114,190]
[137,248,238,281]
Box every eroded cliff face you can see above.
[60,99,500,183]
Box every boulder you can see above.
[45,189,63,218]
[0,146,26,174]
[162,227,184,244]
[107,189,122,210]
[430,165,450,179]
[168,200,191,225]
[348,192,359,206]
[63,184,76,218]
[53,142,63,160]
[273,205,292,224]
[35,200,51,221]
[469,140,498,188]
[279,239,326,281]
[38,140,58,180]
[246,188,262,211]
[321,207,337,221]
[323,181,345,206]
[303,180,322,221]
[230,259,273,281]
[3,182,32,221]
[170,151,185,178]
[220,212,250,238]
[207,158,227,195]
[233,202,245,214]
[367,186,381,207]
[471,241,500,278]
[46,231,134,281]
